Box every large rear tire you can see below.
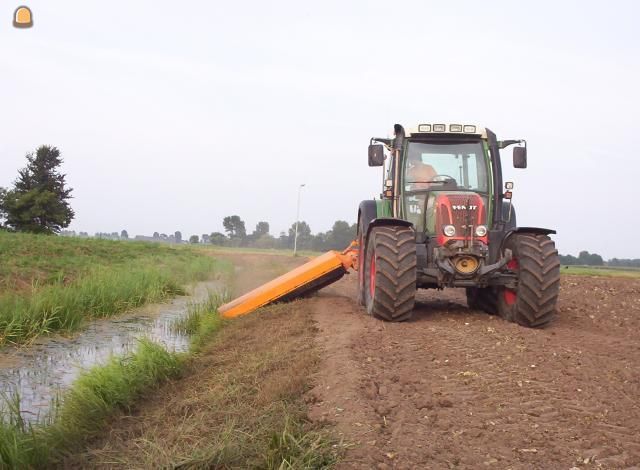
[364,226,416,321]
[497,233,560,327]
[466,287,498,315]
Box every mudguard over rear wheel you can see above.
[364,226,417,321]
[497,233,560,327]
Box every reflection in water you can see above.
[0,282,219,423]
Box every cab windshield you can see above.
[403,141,489,192]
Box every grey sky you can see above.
[1,1,638,258]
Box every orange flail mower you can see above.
[218,242,358,318]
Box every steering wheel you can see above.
[432,174,457,183]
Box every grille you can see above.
[436,193,486,239]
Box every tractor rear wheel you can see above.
[497,233,560,327]
[466,287,498,315]
[364,226,416,321]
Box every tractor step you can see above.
[219,249,357,318]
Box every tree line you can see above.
[559,250,640,268]
[199,215,356,251]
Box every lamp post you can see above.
[293,183,306,256]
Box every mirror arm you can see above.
[498,139,526,150]
[371,137,392,146]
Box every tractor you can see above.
[356,123,560,327]
[219,122,560,329]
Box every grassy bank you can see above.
[0,232,223,346]
[0,293,228,468]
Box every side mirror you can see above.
[368,144,385,167]
[513,146,527,168]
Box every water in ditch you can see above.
[0,281,221,423]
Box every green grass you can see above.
[202,244,323,258]
[562,265,640,278]
[0,231,189,291]
[172,291,229,352]
[0,339,182,468]
[0,293,228,469]
[0,232,226,346]
[263,417,338,469]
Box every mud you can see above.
[307,273,640,469]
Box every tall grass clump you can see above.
[172,291,230,352]
[0,392,47,469]
[263,417,338,469]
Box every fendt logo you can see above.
[452,205,478,210]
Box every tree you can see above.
[325,220,356,250]
[254,221,269,237]
[288,221,312,250]
[1,146,74,234]
[189,234,199,244]
[153,232,160,239]
[223,215,247,240]
[209,232,227,245]
[578,250,604,266]
[276,231,289,249]
[559,254,578,265]
[201,233,210,244]
[120,230,129,239]
[174,231,182,243]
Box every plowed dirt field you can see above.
[308,270,640,469]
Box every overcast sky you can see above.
[1,1,639,258]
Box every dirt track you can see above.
[306,270,640,469]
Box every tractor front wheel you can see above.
[364,226,417,321]
[497,233,560,327]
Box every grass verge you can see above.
[0,232,225,346]
[0,292,229,469]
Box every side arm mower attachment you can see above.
[218,241,359,319]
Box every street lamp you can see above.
[293,183,306,256]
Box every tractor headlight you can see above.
[443,225,456,237]
[475,225,487,237]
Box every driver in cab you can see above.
[406,155,438,190]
